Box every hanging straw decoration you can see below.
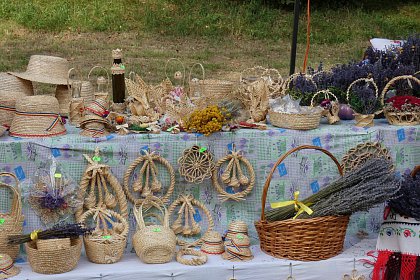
[168,194,214,248]
[212,146,255,202]
[123,149,175,206]
[76,147,128,220]
[178,145,216,183]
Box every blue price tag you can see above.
[310,181,320,193]
[277,163,287,177]
[227,142,234,152]
[106,134,115,141]
[312,137,322,147]
[51,148,61,157]
[277,128,286,133]
[14,166,26,181]
[193,209,202,222]
[397,129,405,142]
[140,146,149,155]
[226,186,235,194]
[195,133,204,137]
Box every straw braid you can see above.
[176,248,207,266]
[212,152,255,202]
[123,152,175,206]
[168,195,214,248]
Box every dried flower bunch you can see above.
[184,105,230,136]
[385,95,420,112]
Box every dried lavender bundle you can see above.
[8,223,92,245]
[388,171,420,220]
[265,158,395,222]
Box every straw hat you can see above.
[55,85,71,116]
[85,98,109,118]
[0,126,6,137]
[79,114,111,138]
[0,92,16,127]
[225,220,248,241]
[222,234,253,262]
[9,95,66,138]
[200,231,224,255]
[9,55,69,85]
[0,253,20,279]
[0,72,34,96]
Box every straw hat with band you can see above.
[0,254,20,279]
[0,92,16,128]
[79,114,111,138]
[222,234,253,262]
[0,126,6,137]
[9,95,66,138]
[9,55,69,85]
[200,231,224,255]
[85,98,109,118]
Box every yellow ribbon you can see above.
[270,191,313,219]
[30,230,41,241]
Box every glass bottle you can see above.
[111,49,125,103]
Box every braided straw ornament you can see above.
[76,148,128,220]
[212,149,255,202]
[178,145,216,183]
[341,142,393,174]
[123,150,175,206]
[176,248,207,266]
[168,194,214,248]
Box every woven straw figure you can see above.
[168,194,214,248]
[236,78,270,122]
[76,148,128,220]
[123,150,175,206]
[80,207,128,264]
[178,146,216,183]
[212,147,255,202]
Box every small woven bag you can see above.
[0,173,24,260]
[133,198,176,264]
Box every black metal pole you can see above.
[289,0,301,76]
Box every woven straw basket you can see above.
[269,109,321,130]
[133,198,176,264]
[80,208,129,264]
[25,237,82,274]
[381,75,420,126]
[9,95,66,138]
[255,145,349,261]
[0,173,24,260]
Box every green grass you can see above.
[0,0,419,84]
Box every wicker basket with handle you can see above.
[381,75,420,126]
[0,172,24,260]
[255,145,349,261]
[132,197,176,264]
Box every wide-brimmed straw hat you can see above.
[222,234,253,262]
[9,95,66,138]
[201,231,224,255]
[0,72,34,96]
[0,126,6,137]
[0,253,21,279]
[85,98,109,118]
[0,91,16,127]
[9,55,69,85]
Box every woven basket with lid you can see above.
[255,145,349,261]
[0,173,24,260]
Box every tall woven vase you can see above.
[255,145,349,261]
[0,173,24,260]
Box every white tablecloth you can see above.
[13,239,375,280]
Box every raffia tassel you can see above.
[235,158,249,185]
[228,163,240,189]
[132,178,143,192]
[85,193,97,209]
[104,192,117,209]
[221,160,234,184]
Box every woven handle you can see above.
[188,63,206,98]
[134,197,169,230]
[411,166,420,178]
[346,77,379,103]
[380,75,420,105]
[310,89,339,107]
[164,58,186,86]
[88,66,110,92]
[79,207,129,238]
[285,72,317,91]
[262,68,283,85]
[260,145,343,221]
[0,172,22,223]
[67,68,82,93]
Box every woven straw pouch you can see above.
[0,173,24,260]
[133,198,176,264]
